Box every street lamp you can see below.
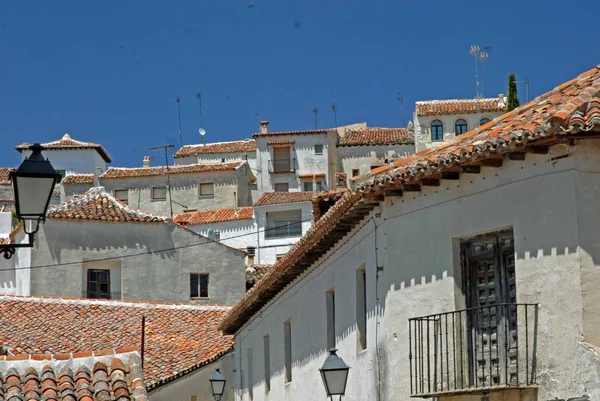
[209,368,226,401]
[320,349,350,401]
[0,144,60,259]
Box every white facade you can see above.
[20,147,108,175]
[0,213,31,296]
[175,149,258,176]
[185,218,257,255]
[232,139,600,401]
[337,143,414,183]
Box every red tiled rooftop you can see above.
[174,139,256,158]
[62,173,95,184]
[415,96,506,116]
[253,191,314,206]
[338,127,413,146]
[100,162,242,179]
[47,187,167,223]
[0,167,15,184]
[174,207,254,225]
[245,264,274,286]
[0,295,233,390]
[15,133,112,163]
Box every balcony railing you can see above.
[264,223,302,239]
[408,303,538,398]
[269,158,296,173]
[81,290,122,300]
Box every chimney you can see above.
[143,156,151,167]
[259,120,269,134]
[247,246,256,266]
[94,167,102,187]
[312,174,318,198]
[498,94,506,108]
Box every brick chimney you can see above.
[259,120,269,134]
[143,156,151,167]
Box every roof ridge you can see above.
[415,97,501,104]
[0,346,139,362]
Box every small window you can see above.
[455,119,468,135]
[214,231,221,241]
[221,158,226,163]
[114,189,129,205]
[274,183,289,192]
[326,289,336,349]
[356,265,367,353]
[431,120,444,141]
[247,348,253,401]
[314,144,323,155]
[264,335,271,392]
[199,183,214,197]
[87,269,110,299]
[480,118,491,125]
[276,254,285,261]
[152,186,167,200]
[242,154,248,161]
[190,273,209,298]
[284,320,292,383]
[303,181,323,192]
[352,169,360,177]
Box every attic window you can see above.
[315,144,323,155]
[151,186,167,201]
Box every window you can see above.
[152,186,167,200]
[326,289,336,349]
[431,120,444,141]
[114,189,128,205]
[276,254,285,261]
[56,170,66,183]
[303,181,323,192]
[356,265,367,352]
[272,146,292,173]
[455,119,468,135]
[284,320,292,383]
[266,210,303,239]
[190,273,209,298]
[274,183,289,192]
[242,154,248,160]
[247,348,253,401]
[221,158,226,163]
[352,169,360,177]
[199,183,214,197]
[264,335,271,392]
[314,144,323,155]
[87,269,110,299]
[480,118,491,125]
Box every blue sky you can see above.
[1,0,599,167]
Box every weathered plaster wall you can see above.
[19,148,107,174]
[187,219,257,253]
[0,184,14,206]
[336,143,415,184]
[29,220,246,304]
[150,352,237,401]
[62,182,95,200]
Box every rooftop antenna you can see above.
[145,144,175,219]
[175,97,183,148]
[196,92,205,144]
[309,107,318,129]
[470,45,490,113]
[516,78,531,103]
[330,103,338,127]
[251,110,260,123]
[396,92,405,127]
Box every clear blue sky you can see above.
[1,0,599,167]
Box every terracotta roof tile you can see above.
[335,172,347,187]
[245,264,274,285]
[297,173,326,178]
[253,192,314,206]
[355,64,600,191]
[0,167,15,184]
[0,296,233,390]
[174,207,254,225]
[174,140,256,158]
[415,96,506,116]
[253,129,333,138]
[267,140,295,145]
[338,127,413,146]
[47,187,167,223]
[0,352,148,401]
[15,133,112,163]
[100,162,242,179]
[62,174,95,184]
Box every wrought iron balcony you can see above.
[269,158,296,173]
[264,223,302,239]
[408,303,538,398]
[81,290,122,300]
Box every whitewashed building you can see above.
[414,95,507,152]
[220,65,600,401]
[174,139,258,173]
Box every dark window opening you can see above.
[190,273,209,298]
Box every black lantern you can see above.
[0,144,59,259]
[209,368,226,401]
[320,349,350,400]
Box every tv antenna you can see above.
[251,110,261,123]
[175,97,183,148]
[330,103,338,127]
[145,144,175,219]
[396,92,405,127]
[309,107,318,129]
[196,92,204,142]
[515,78,531,103]
[470,45,490,112]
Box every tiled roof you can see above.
[0,295,233,390]
[174,207,254,225]
[267,140,295,145]
[100,162,242,179]
[15,133,112,163]
[47,187,167,223]
[174,140,256,158]
[245,264,274,285]
[335,172,348,187]
[0,351,148,401]
[354,64,600,191]
[253,192,314,206]
[62,173,95,184]
[0,168,15,184]
[415,96,506,116]
[338,127,413,146]
[298,173,326,178]
[253,129,333,138]
[221,191,377,334]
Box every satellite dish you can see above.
[199,128,206,137]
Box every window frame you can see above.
[303,181,323,192]
[356,265,367,353]
[190,273,210,299]
[274,183,289,192]
[480,117,491,126]
[198,182,215,198]
[263,335,271,392]
[114,189,129,204]
[284,320,292,383]
[352,169,360,177]
[87,269,111,299]
[455,119,468,136]
[326,289,336,349]
[151,186,167,201]
[314,144,324,155]
[431,120,444,141]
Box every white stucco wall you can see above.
[150,352,237,401]
[20,148,107,175]
[186,218,257,253]
[0,214,31,296]
[337,144,415,184]
[175,152,258,175]
[254,202,314,265]
[233,140,600,401]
